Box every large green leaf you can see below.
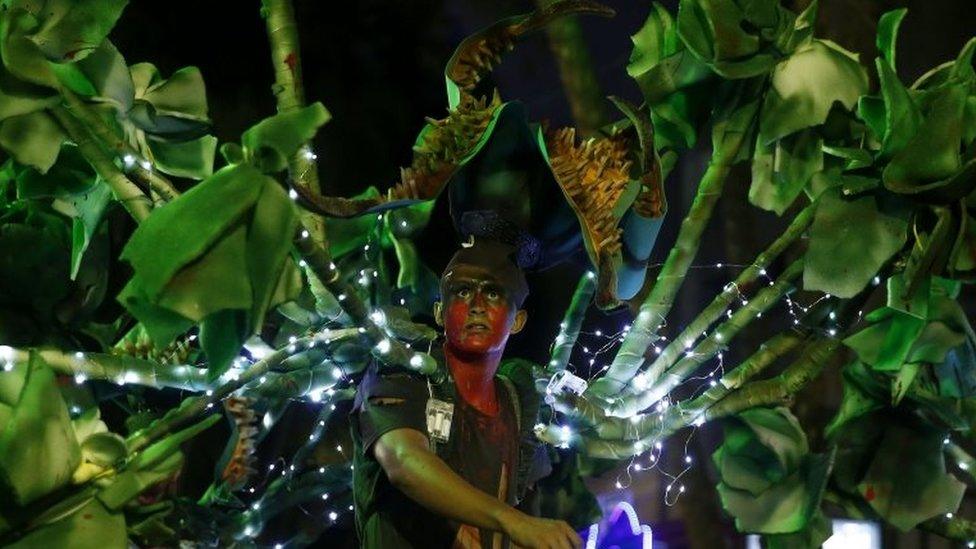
[713,408,831,534]
[74,39,132,109]
[749,128,822,215]
[6,498,126,549]
[139,65,208,119]
[120,163,299,371]
[246,175,299,330]
[0,62,58,121]
[0,110,65,173]
[626,3,680,80]
[14,143,97,199]
[676,0,792,79]
[875,59,922,160]
[759,40,868,143]
[876,9,907,68]
[857,422,964,531]
[16,0,128,63]
[0,353,80,505]
[68,179,112,279]
[145,134,217,180]
[824,361,885,440]
[199,309,248,381]
[803,189,909,297]
[0,7,57,88]
[241,102,331,172]
[121,164,264,298]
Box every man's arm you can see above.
[374,427,581,549]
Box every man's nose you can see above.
[469,290,487,312]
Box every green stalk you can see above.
[60,89,181,202]
[589,83,762,399]
[587,331,805,440]
[540,337,837,459]
[610,257,805,416]
[262,0,326,245]
[590,159,734,397]
[920,514,976,543]
[707,338,840,417]
[546,274,595,373]
[51,106,152,222]
[640,204,814,388]
[125,330,355,452]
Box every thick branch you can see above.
[60,89,181,202]
[610,257,805,417]
[641,203,814,388]
[51,105,152,222]
[584,330,805,440]
[262,0,327,246]
[541,337,838,459]
[546,274,595,373]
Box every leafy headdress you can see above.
[296,0,667,309]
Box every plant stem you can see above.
[50,106,152,222]
[59,89,181,202]
[541,336,837,459]
[641,203,814,388]
[611,257,805,416]
[919,514,976,544]
[262,0,327,246]
[590,82,762,398]
[707,337,841,416]
[605,257,804,417]
[591,159,734,397]
[547,274,595,373]
[584,330,805,440]
[125,330,352,452]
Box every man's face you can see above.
[438,265,524,354]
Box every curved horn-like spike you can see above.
[609,96,665,218]
[446,1,615,102]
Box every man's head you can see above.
[434,239,529,355]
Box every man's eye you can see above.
[457,288,471,298]
[487,290,500,300]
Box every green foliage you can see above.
[73,40,218,179]
[803,189,909,298]
[241,102,331,172]
[713,408,832,535]
[0,0,129,172]
[6,498,127,549]
[0,1,975,547]
[0,353,80,505]
[119,163,300,377]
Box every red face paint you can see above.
[440,269,522,415]
[444,290,515,354]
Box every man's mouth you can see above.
[465,321,491,332]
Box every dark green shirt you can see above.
[350,358,542,548]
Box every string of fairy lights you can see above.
[537,260,870,508]
[1,179,971,546]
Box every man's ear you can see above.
[510,309,528,334]
[433,301,444,327]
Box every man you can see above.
[351,238,582,549]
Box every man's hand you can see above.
[500,509,582,549]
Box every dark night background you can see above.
[107,1,976,547]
